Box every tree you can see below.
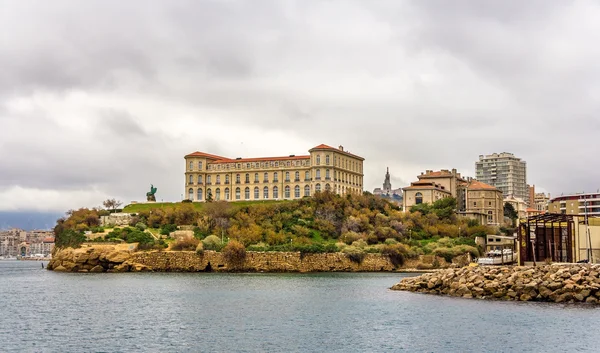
[504,202,518,225]
[103,198,123,213]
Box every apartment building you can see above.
[548,192,600,217]
[184,144,364,202]
[465,180,504,225]
[475,152,528,204]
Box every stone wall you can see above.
[48,245,447,273]
[392,264,600,304]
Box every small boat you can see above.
[477,249,517,265]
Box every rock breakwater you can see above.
[391,264,600,304]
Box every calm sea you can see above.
[1,261,599,353]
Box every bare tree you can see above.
[103,198,123,213]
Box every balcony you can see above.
[254,180,260,184]
[215,182,221,185]
[315,177,321,181]
[295,178,300,182]
[285,179,290,182]
[305,178,311,182]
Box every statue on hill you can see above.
[146,184,157,202]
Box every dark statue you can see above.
[146,184,157,202]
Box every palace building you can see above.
[184,144,364,202]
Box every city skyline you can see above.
[2,1,600,213]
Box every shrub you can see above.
[341,231,362,245]
[324,243,339,253]
[381,244,407,268]
[384,238,398,245]
[342,246,365,263]
[182,199,192,203]
[222,240,247,267]
[351,239,368,249]
[135,222,147,231]
[55,230,87,248]
[202,235,222,251]
[160,224,178,236]
[171,234,199,251]
[247,242,269,252]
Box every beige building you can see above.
[465,180,504,225]
[402,180,452,211]
[534,192,550,212]
[504,195,528,220]
[415,169,468,211]
[184,144,364,202]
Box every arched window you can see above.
[326,155,330,165]
[264,172,269,182]
[245,187,250,200]
[316,169,321,180]
[325,184,331,191]
[197,188,203,201]
[263,186,269,199]
[254,173,259,183]
[295,171,299,181]
[216,175,221,184]
[285,172,290,182]
[488,211,493,222]
[245,173,250,183]
[316,155,321,165]
[215,188,221,201]
[273,172,278,182]
[207,188,212,200]
[316,183,321,192]
[305,171,310,181]
[189,175,193,184]
[415,192,423,204]
[225,174,229,184]
[273,186,279,199]
[198,175,203,184]
[188,188,193,200]
[284,185,290,198]
[254,187,259,199]
[199,161,202,170]
[189,161,193,170]
[304,185,310,197]
[236,174,240,183]
[207,175,211,184]
[294,185,300,198]
[325,169,330,180]
[225,188,230,200]
[334,170,337,180]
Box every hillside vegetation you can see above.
[54,192,499,263]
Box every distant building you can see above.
[504,195,528,220]
[402,180,452,211]
[465,180,504,225]
[548,192,600,217]
[184,144,364,202]
[0,229,54,257]
[475,152,528,204]
[410,169,469,211]
[373,168,403,203]
[534,192,550,212]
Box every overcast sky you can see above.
[1,0,599,212]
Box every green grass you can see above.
[122,200,288,213]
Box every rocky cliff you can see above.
[392,264,600,304]
[48,245,447,273]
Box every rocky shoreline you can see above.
[392,264,600,304]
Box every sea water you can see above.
[1,261,599,352]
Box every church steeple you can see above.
[383,167,392,194]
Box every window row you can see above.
[188,171,312,185]
[188,185,311,201]
[188,171,363,186]
[314,154,362,173]
[206,160,311,171]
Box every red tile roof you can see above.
[309,144,364,160]
[185,151,229,160]
[211,155,310,164]
[467,180,499,191]
[43,237,55,243]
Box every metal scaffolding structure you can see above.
[518,213,574,265]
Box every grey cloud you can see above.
[1,0,599,211]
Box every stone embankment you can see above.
[392,264,600,304]
[48,245,449,273]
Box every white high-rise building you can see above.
[475,152,528,204]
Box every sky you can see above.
[1,0,600,213]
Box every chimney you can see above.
[452,168,457,175]
[339,145,344,151]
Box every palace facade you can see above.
[184,144,364,202]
